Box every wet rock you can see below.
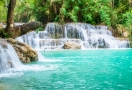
[17,41,26,46]
[63,42,81,49]
[104,42,110,48]
[7,38,16,44]
[98,38,105,48]
[15,45,28,53]
[7,38,38,63]
[0,39,8,48]
[8,60,13,68]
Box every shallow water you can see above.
[0,49,132,90]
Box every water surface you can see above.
[0,49,132,90]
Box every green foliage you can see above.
[122,11,132,27]
[35,0,131,27]
[14,0,35,22]
[0,0,132,31]
[0,1,7,23]
[0,29,13,38]
[36,28,44,34]
[32,0,114,25]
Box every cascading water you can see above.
[0,40,22,73]
[0,40,52,77]
[16,23,130,50]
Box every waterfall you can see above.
[64,26,67,39]
[0,40,22,73]
[16,23,130,50]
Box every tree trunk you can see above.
[129,0,132,7]
[6,0,16,36]
[2,0,42,39]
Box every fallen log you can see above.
[13,21,43,38]
[0,22,43,38]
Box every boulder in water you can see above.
[63,42,81,49]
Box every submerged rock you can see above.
[63,42,81,49]
[7,38,38,63]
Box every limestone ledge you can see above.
[7,38,38,63]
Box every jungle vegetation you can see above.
[0,0,132,37]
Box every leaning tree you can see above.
[5,0,42,38]
[6,0,16,35]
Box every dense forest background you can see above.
[0,0,132,37]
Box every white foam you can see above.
[0,71,24,78]
[37,51,62,62]
[15,64,59,71]
[0,64,59,78]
